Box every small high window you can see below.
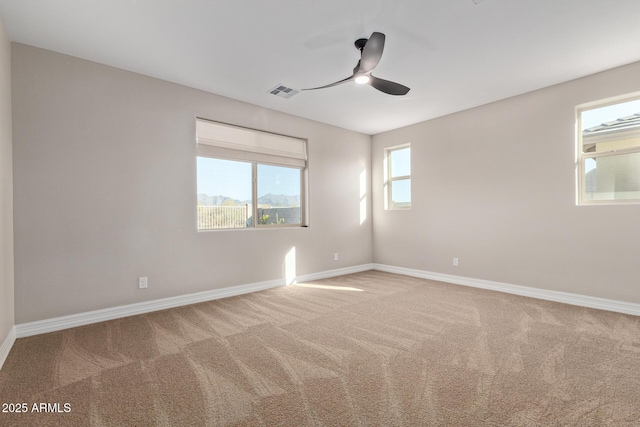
[196,119,307,230]
[577,95,640,204]
[384,144,411,209]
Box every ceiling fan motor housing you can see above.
[354,38,368,51]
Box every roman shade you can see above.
[196,118,307,168]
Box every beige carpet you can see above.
[1,270,640,426]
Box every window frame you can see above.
[253,162,305,229]
[577,93,640,206]
[196,118,308,230]
[384,143,412,210]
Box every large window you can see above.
[196,119,306,230]
[384,144,411,209]
[577,96,640,204]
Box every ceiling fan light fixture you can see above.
[355,75,370,84]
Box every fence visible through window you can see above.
[197,205,248,229]
[197,205,302,229]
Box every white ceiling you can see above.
[0,0,639,135]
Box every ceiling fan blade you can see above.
[302,75,355,91]
[358,32,385,73]
[369,75,410,96]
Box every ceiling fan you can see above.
[302,32,410,96]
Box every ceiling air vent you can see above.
[268,84,299,99]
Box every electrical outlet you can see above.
[452,258,459,267]
[138,277,148,289]
[334,253,339,262]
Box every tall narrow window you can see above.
[577,96,640,204]
[385,144,411,209]
[196,119,307,230]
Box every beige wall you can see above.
[11,41,640,326]
[373,60,640,304]
[12,44,372,323]
[0,18,13,343]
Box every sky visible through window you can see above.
[197,157,300,201]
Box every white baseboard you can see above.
[14,262,639,339]
[0,326,16,370]
[295,263,374,283]
[15,263,375,338]
[16,279,284,338]
[373,263,640,316]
